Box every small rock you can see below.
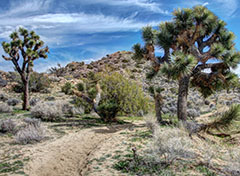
[7,98,20,106]
[30,98,41,106]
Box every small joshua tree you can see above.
[2,28,49,110]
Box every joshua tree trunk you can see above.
[177,76,190,121]
[155,93,163,123]
[22,78,29,110]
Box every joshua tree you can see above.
[134,6,240,121]
[148,86,164,123]
[2,28,49,110]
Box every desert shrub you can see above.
[76,82,85,92]
[144,115,158,132]
[23,118,41,127]
[97,72,149,121]
[31,101,63,121]
[148,125,195,164]
[0,119,16,133]
[96,100,119,121]
[0,103,13,113]
[223,148,240,176]
[15,123,44,144]
[31,101,83,121]
[61,103,84,116]
[74,97,92,114]
[12,72,51,93]
[61,82,73,95]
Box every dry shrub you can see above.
[0,119,16,133]
[144,115,158,132]
[223,148,240,176]
[148,125,196,164]
[31,101,63,121]
[31,101,83,121]
[15,121,44,144]
[0,103,13,113]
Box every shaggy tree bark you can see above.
[155,93,163,123]
[177,76,190,121]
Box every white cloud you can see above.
[0,12,160,47]
[81,0,169,14]
[202,2,209,6]
[233,65,240,76]
[212,0,238,17]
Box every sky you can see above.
[0,0,239,75]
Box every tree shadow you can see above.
[49,116,144,132]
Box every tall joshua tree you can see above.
[2,28,49,110]
[134,6,240,121]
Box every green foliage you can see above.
[12,72,51,93]
[207,104,240,135]
[142,26,156,44]
[97,72,149,121]
[161,52,197,80]
[76,82,85,92]
[132,43,144,61]
[97,100,119,122]
[74,97,92,114]
[61,82,73,95]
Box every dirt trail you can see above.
[24,128,110,176]
[23,123,140,176]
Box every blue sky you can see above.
[0,0,239,75]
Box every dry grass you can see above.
[15,122,45,145]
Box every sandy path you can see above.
[24,128,111,176]
[23,123,140,176]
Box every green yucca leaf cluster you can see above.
[132,43,145,61]
[207,104,240,135]
[161,52,197,80]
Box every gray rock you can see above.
[7,98,20,106]
[162,107,169,114]
[49,76,60,82]
[0,77,7,87]
[30,98,41,106]
[187,109,200,118]
[204,100,210,105]
[45,96,55,101]
[0,93,8,102]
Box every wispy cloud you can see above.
[0,12,159,48]
[211,0,238,18]
[80,0,169,14]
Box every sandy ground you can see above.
[23,122,145,176]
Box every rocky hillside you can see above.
[1,50,240,119]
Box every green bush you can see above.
[76,82,85,92]
[97,100,119,122]
[61,82,73,95]
[12,72,51,93]
[74,97,92,114]
[97,72,149,121]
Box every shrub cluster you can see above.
[0,103,13,113]
[96,72,149,121]
[15,118,44,144]
[12,72,51,93]
[31,101,83,121]
[0,119,16,133]
[61,82,73,95]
